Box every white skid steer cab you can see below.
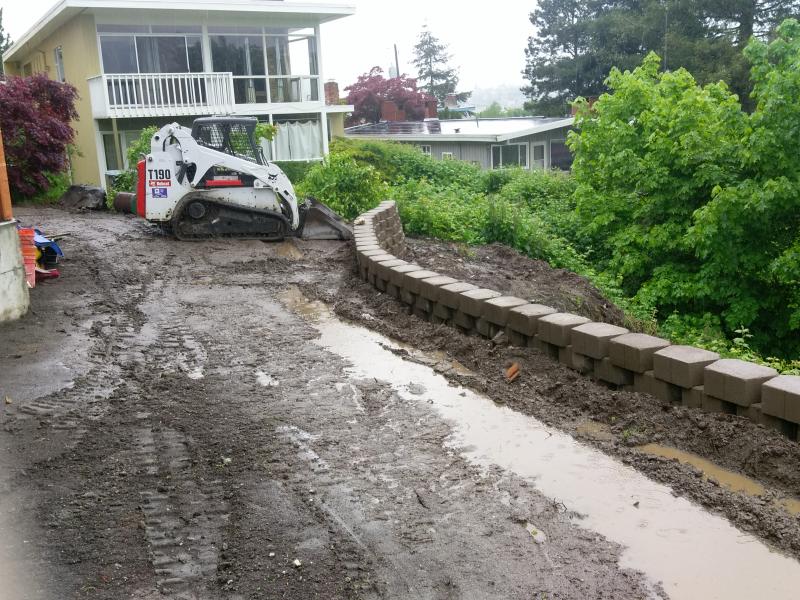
[116,117,351,241]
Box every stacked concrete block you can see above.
[703,359,778,416]
[761,375,800,438]
[651,346,720,405]
[506,304,557,347]
[357,249,388,280]
[373,258,408,292]
[482,296,529,339]
[371,202,406,256]
[457,289,502,333]
[389,264,424,303]
[609,333,670,374]
[397,269,440,318]
[364,253,395,286]
[416,276,459,323]
[353,203,800,443]
[567,323,630,384]
[355,201,406,258]
[607,333,671,392]
[365,254,396,288]
[393,265,439,320]
[537,313,591,359]
[435,282,479,325]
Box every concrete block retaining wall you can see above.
[354,202,800,442]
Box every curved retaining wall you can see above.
[354,202,800,442]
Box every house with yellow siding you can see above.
[3,0,354,188]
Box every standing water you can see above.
[282,288,800,600]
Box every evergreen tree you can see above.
[412,27,470,105]
[522,0,612,116]
[522,0,800,116]
[0,8,13,76]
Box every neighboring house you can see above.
[2,0,355,189]
[345,117,575,171]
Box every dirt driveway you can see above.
[1,207,799,600]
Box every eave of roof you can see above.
[344,117,574,144]
[325,104,354,114]
[4,0,355,63]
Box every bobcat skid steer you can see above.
[117,117,351,241]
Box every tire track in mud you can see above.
[6,233,225,598]
[7,294,147,447]
[132,419,230,597]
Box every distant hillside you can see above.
[469,85,527,111]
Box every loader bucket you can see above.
[297,198,353,240]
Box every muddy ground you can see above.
[1,208,799,600]
[309,237,800,557]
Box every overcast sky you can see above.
[2,0,537,89]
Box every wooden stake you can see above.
[0,127,12,221]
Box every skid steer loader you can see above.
[116,117,351,241]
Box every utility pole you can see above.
[0,127,13,222]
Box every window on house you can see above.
[100,34,203,74]
[211,35,268,104]
[273,116,323,161]
[102,133,121,171]
[102,130,148,172]
[549,139,573,171]
[136,36,202,73]
[210,31,318,103]
[532,143,545,169]
[491,143,528,169]
[22,62,33,76]
[286,36,318,77]
[441,151,454,160]
[99,36,138,73]
[54,47,65,82]
[419,145,431,156]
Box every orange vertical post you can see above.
[0,127,13,222]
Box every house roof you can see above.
[345,117,574,144]
[4,0,355,64]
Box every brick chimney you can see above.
[324,80,340,105]
[425,99,438,119]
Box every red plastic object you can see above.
[35,267,60,282]
[136,159,146,217]
[18,227,36,288]
[205,179,243,187]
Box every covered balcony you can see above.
[89,24,324,119]
[88,72,236,119]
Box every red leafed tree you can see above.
[345,67,432,125]
[0,74,79,197]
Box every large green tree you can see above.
[0,8,13,75]
[412,27,469,105]
[568,19,800,357]
[523,0,800,116]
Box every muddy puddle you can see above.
[281,287,800,600]
[638,443,800,515]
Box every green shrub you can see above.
[659,313,800,374]
[107,126,158,209]
[274,160,319,187]
[394,180,488,245]
[330,138,485,192]
[297,153,387,220]
[18,171,71,204]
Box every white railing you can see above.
[88,72,235,119]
